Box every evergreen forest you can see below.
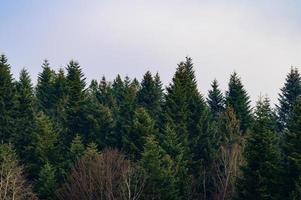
[0,54,301,200]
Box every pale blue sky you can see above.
[1,0,301,104]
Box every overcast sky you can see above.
[1,0,301,105]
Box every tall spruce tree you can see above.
[207,79,224,119]
[277,67,301,132]
[0,54,16,142]
[14,69,37,166]
[137,71,163,122]
[65,60,86,144]
[36,60,55,116]
[237,97,281,200]
[164,57,208,199]
[283,97,301,198]
[226,72,252,133]
[52,68,68,128]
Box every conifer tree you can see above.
[36,162,57,200]
[207,79,224,119]
[137,71,163,121]
[115,76,138,149]
[65,60,87,144]
[164,57,209,198]
[141,135,179,200]
[52,68,68,127]
[226,72,252,133]
[69,135,85,163]
[283,97,301,198]
[277,67,301,131]
[237,97,281,200]
[97,76,116,108]
[36,60,55,116]
[34,112,60,173]
[123,107,155,160]
[0,54,16,142]
[14,69,37,164]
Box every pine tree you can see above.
[137,71,163,121]
[237,97,281,200]
[65,60,87,144]
[69,134,85,163]
[35,162,57,200]
[207,79,224,119]
[277,67,301,131]
[34,112,60,173]
[283,97,301,198]
[84,88,116,149]
[14,69,37,165]
[226,72,252,133]
[0,54,16,142]
[164,57,209,199]
[36,60,55,116]
[122,107,155,160]
[141,135,179,200]
[115,76,138,149]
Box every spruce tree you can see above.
[226,72,252,133]
[65,60,87,144]
[283,97,301,198]
[14,69,37,165]
[277,67,301,131]
[164,57,209,199]
[0,54,16,142]
[69,134,85,163]
[207,79,224,119]
[123,107,155,160]
[141,135,179,200]
[115,76,138,149]
[34,112,60,173]
[237,97,281,200]
[35,162,57,200]
[137,71,163,121]
[36,60,55,116]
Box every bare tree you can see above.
[212,107,244,200]
[57,149,146,200]
[0,144,37,200]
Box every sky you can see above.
[1,0,301,105]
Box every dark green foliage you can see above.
[277,67,301,132]
[0,55,16,142]
[69,134,85,163]
[14,69,37,165]
[283,97,301,198]
[141,135,179,200]
[137,71,163,121]
[163,57,212,199]
[237,97,281,200]
[65,60,87,144]
[207,79,224,119]
[123,107,155,160]
[36,60,56,116]
[52,68,68,122]
[36,162,57,200]
[226,72,252,133]
[1,54,300,199]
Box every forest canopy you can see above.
[0,54,301,200]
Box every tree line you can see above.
[0,54,301,200]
